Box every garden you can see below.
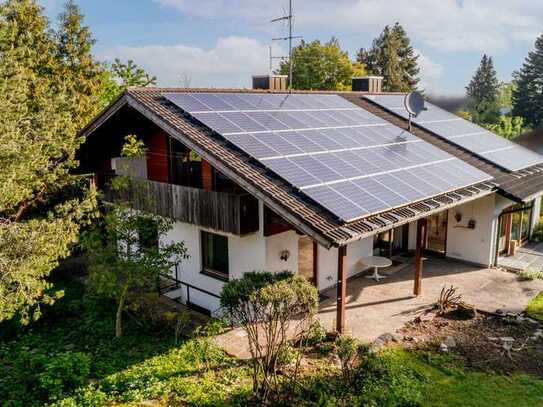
[2,273,543,406]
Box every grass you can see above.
[1,277,543,406]
[393,350,543,407]
[526,290,543,322]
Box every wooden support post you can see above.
[414,219,426,296]
[201,160,213,191]
[312,241,319,290]
[336,245,347,334]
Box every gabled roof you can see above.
[81,87,517,248]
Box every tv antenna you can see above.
[271,0,302,90]
[404,91,427,132]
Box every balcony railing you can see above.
[103,177,259,235]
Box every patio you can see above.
[215,257,543,358]
[498,241,543,272]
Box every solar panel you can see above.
[163,92,492,222]
[366,94,543,172]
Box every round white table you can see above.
[361,256,393,282]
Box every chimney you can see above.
[352,76,383,93]
[252,74,288,91]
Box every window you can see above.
[201,231,229,280]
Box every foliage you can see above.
[38,351,91,400]
[531,220,543,242]
[482,115,525,139]
[54,0,106,131]
[513,30,543,129]
[101,58,157,105]
[0,278,250,406]
[526,290,543,322]
[220,271,319,403]
[357,22,420,92]
[278,38,364,90]
[0,0,99,325]
[306,320,327,346]
[466,55,499,110]
[82,204,187,338]
[335,335,360,385]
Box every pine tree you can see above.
[357,23,420,92]
[54,0,105,131]
[466,55,499,106]
[0,0,97,324]
[465,55,500,124]
[512,31,543,128]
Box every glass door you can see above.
[298,237,316,285]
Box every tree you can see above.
[221,271,318,403]
[357,23,420,92]
[54,0,105,130]
[513,31,543,128]
[278,38,363,90]
[0,0,98,324]
[82,136,187,338]
[466,54,500,123]
[101,59,157,106]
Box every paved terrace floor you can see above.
[215,257,543,359]
[498,241,543,272]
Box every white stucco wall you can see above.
[446,193,512,267]
[317,237,373,291]
[161,201,267,314]
[265,230,299,273]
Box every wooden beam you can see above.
[336,245,347,334]
[313,241,319,290]
[414,219,426,296]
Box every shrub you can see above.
[306,320,327,346]
[37,351,91,400]
[335,335,360,385]
[220,271,318,403]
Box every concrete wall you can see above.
[265,230,299,273]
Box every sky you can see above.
[39,0,543,96]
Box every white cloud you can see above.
[98,36,285,88]
[415,50,444,94]
[154,0,543,53]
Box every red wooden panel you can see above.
[146,132,169,183]
[202,160,213,191]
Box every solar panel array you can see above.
[366,94,543,172]
[163,92,492,222]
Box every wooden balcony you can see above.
[103,177,259,236]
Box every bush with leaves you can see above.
[220,271,318,403]
[38,351,91,401]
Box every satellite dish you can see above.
[404,91,427,132]
[404,91,426,117]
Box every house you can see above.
[78,75,543,333]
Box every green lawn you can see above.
[1,278,542,406]
[392,350,543,407]
[526,290,543,323]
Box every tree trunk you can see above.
[116,288,128,338]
